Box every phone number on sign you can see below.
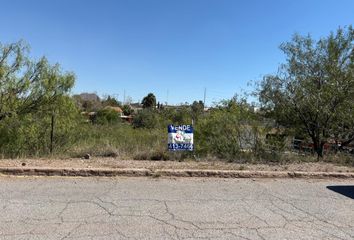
[168,143,194,151]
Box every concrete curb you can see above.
[0,167,353,179]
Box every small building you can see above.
[104,106,123,116]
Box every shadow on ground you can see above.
[327,185,354,199]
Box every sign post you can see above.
[168,124,194,151]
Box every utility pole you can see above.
[123,90,126,104]
[203,87,206,107]
[166,89,169,105]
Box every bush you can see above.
[194,104,269,161]
[94,109,120,124]
[132,109,159,129]
[0,97,81,158]
[150,150,169,161]
[122,105,133,116]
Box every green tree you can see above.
[191,100,204,120]
[0,40,75,121]
[141,93,156,109]
[0,95,81,157]
[0,40,78,157]
[102,95,121,108]
[258,26,354,158]
[172,107,192,124]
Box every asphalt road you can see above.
[0,176,353,240]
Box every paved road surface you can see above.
[0,176,353,240]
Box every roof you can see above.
[104,106,123,113]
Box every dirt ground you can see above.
[0,157,353,173]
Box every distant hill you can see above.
[74,93,100,102]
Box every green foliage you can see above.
[170,107,192,125]
[155,107,193,129]
[69,123,166,159]
[102,95,121,108]
[264,133,287,152]
[1,37,352,164]
[0,96,81,157]
[141,93,156,109]
[195,100,264,160]
[132,109,159,129]
[94,108,120,125]
[0,40,77,157]
[0,40,75,121]
[122,104,133,116]
[191,100,204,120]
[258,26,354,157]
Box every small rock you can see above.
[83,154,91,160]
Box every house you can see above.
[104,106,123,117]
[129,103,143,113]
[104,106,136,123]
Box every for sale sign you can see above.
[168,125,194,151]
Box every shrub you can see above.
[132,109,159,129]
[150,150,169,161]
[94,109,120,124]
[0,97,81,157]
[122,105,133,116]
[194,104,269,161]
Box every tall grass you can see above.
[67,122,167,159]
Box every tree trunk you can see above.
[312,136,324,159]
[316,143,324,159]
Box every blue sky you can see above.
[1,0,353,106]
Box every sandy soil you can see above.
[0,158,353,173]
